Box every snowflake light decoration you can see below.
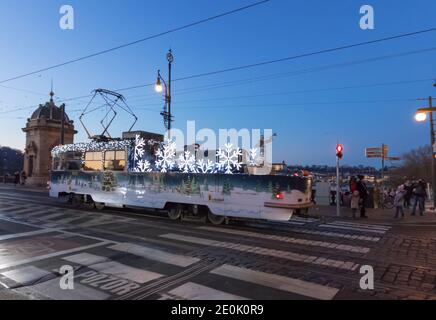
[248,148,262,167]
[178,151,197,173]
[196,159,217,174]
[134,135,146,161]
[155,140,177,173]
[217,143,243,174]
[135,159,152,172]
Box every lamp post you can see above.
[415,83,436,208]
[155,49,174,140]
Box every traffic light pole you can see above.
[336,155,340,217]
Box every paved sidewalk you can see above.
[0,183,48,194]
[308,204,436,226]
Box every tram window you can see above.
[52,157,62,171]
[104,150,126,171]
[83,152,103,171]
[53,152,82,171]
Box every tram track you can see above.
[0,190,435,299]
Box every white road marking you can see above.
[291,217,318,223]
[319,224,386,234]
[164,282,249,300]
[279,221,305,226]
[76,216,134,228]
[0,229,52,241]
[160,233,359,271]
[63,253,163,284]
[0,216,119,244]
[288,228,380,242]
[197,226,370,253]
[1,266,51,285]
[40,213,69,220]
[109,243,200,267]
[211,264,339,300]
[16,278,110,300]
[2,207,45,216]
[329,221,391,230]
[62,252,108,266]
[17,210,50,218]
[0,242,111,270]
[0,206,34,214]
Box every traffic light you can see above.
[336,144,344,159]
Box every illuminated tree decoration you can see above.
[102,171,117,192]
[217,143,243,174]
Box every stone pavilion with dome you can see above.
[22,90,77,186]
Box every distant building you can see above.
[0,147,24,176]
[22,90,77,186]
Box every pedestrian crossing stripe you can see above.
[197,226,370,254]
[210,264,339,300]
[328,221,391,231]
[0,241,111,270]
[161,282,249,300]
[159,233,360,271]
[318,224,387,234]
[0,229,52,241]
[1,204,136,228]
[109,243,200,268]
[16,277,110,300]
[1,266,52,286]
[63,253,163,284]
[291,217,318,223]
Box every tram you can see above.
[49,131,313,225]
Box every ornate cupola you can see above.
[22,90,77,186]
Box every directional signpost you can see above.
[365,144,400,185]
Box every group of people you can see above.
[393,180,427,218]
[13,171,27,186]
[349,175,369,219]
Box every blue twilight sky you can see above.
[0,0,436,167]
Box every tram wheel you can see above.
[207,211,225,225]
[168,205,183,220]
[94,202,105,210]
[71,194,83,208]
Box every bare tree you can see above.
[392,145,432,182]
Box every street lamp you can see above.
[155,75,163,93]
[415,93,436,208]
[155,49,174,139]
[415,112,427,122]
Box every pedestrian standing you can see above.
[350,176,358,192]
[14,171,19,186]
[373,180,380,209]
[394,185,407,219]
[20,171,27,185]
[351,190,360,219]
[411,180,426,216]
[403,180,413,209]
[356,175,369,218]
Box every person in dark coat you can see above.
[20,171,27,185]
[356,175,369,218]
[411,180,426,216]
[403,180,413,209]
[14,171,20,186]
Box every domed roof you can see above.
[30,91,70,122]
